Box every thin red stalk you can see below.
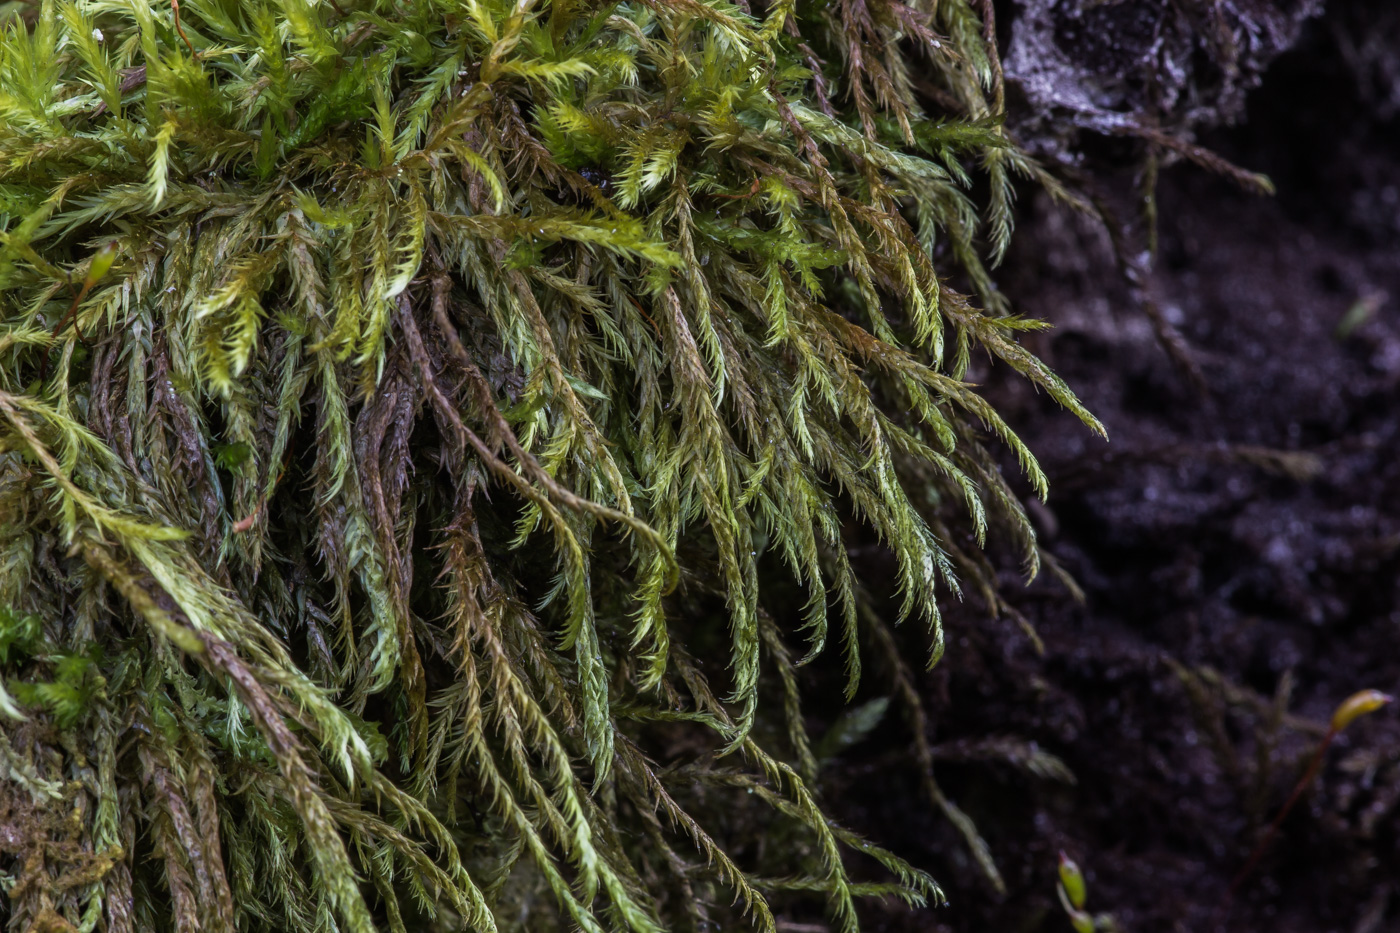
[172,0,197,58]
[1229,725,1338,894]
[38,281,93,381]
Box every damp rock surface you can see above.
[1003,0,1326,157]
[825,4,1400,931]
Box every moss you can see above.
[0,0,1098,930]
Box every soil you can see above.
[824,6,1400,933]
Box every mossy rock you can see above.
[0,1,1099,930]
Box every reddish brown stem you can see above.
[172,0,197,58]
[232,441,294,534]
[38,281,94,382]
[710,177,762,200]
[625,294,663,339]
[1230,724,1338,894]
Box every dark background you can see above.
[820,3,1400,931]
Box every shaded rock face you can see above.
[1330,3,1400,122]
[1003,0,1325,155]
[823,3,1400,932]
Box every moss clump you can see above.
[0,0,1096,930]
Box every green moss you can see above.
[0,0,1096,930]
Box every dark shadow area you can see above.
[825,4,1400,931]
